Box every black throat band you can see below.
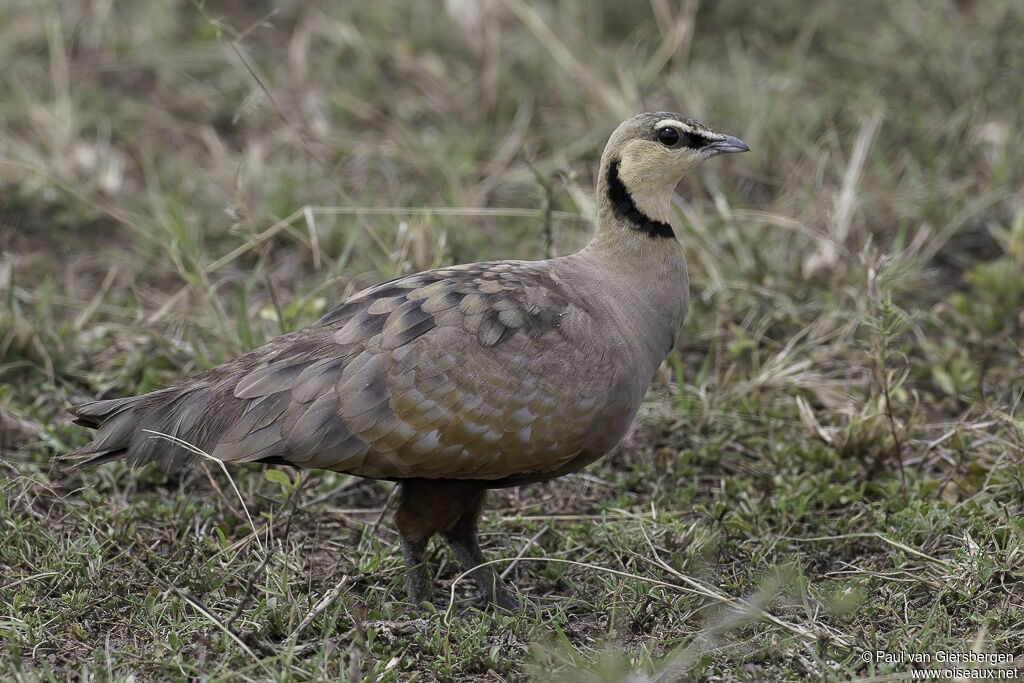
[606,160,675,239]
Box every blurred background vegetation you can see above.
[1,0,1023,680]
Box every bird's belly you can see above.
[480,373,649,488]
[340,335,652,483]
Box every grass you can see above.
[2,0,1023,680]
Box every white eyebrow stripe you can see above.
[654,118,725,141]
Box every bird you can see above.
[65,112,749,609]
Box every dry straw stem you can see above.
[642,0,699,85]
[172,588,264,666]
[633,520,854,648]
[499,525,550,581]
[141,429,265,555]
[283,573,362,650]
[805,108,884,275]
[190,1,331,177]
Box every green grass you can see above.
[2,0,1024,680]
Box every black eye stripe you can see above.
[680,132,703,149]
[656,127,708,149]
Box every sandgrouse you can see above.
[66,112,748,609]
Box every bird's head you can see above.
[597,112,748,238]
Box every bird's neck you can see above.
[582,215,687,289]
[585,156,685,269]
[597,157,676,238]
[574,159,690,359]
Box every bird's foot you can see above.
[403,570,435,607]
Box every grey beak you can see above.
[703,134,750,157]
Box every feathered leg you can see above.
[394,479,517,609]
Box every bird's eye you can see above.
[657,127,681,147]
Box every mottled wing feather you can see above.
[294,261,615,480]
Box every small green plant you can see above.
[860,253,914,485]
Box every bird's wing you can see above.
[70,260,627,480]
[225,260,624,479]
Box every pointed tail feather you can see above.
[62,387,213,469]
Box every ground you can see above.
[2,0,1024,680]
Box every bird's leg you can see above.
[396,479,521,609]
[395,479,477,605]
[399,536,433,604]
[442,491,519,611]
[395,480,444,605]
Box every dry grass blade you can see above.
[499,526,549,581]
[72,264,118,331]
[782,533,957,571]
[640,0,699,84]
[443,554,851,649]
[835,108,884,247]
[284,574,359,649]
[172,587,264,666]
[0,572,61,592]
[636,524,853,649]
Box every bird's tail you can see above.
[63,384,215,469]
